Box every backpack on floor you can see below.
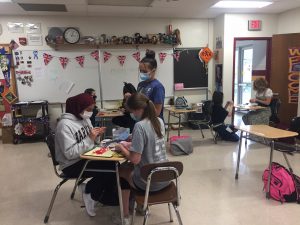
[262,162,300,203]
[169,136,193,156]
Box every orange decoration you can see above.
[199,47,214,63]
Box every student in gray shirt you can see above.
[114,93,168,225]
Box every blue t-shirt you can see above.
[137,79,165,120]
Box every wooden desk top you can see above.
[96,111,124,118]
[234,104,266,111]
[165,107,196,114]
[236,125,298,139]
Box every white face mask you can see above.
[80,111,93,119]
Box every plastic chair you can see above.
[131,161,184,225]
[44,132,85,223]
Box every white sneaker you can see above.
[79,183,96,217]
[111,213,131,225]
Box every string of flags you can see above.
[40,47,213,69]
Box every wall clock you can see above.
[63,27,80,44]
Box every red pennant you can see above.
[159,53,167,64]
[118,55,126,66]
[75,56,85,67]
[43,53,53,66]
[59,57,69,69]
[132,51,140,62]
[173,51,181,62]
[103,51,112,63]
[91,50,99,62]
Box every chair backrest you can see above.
[140,161,183,183]
[46,132,59,167]
[289,117,300,140]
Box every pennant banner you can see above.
[173,51,181,62]
[91,50,99,62]
[132,51,141,62]
[118,55,126,66]
[43,53,53,66]
[159,53,167,64]
[75,56,85,67]
[59,57,69,69]
[103,51,112,63]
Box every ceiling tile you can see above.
[87,5,146,17]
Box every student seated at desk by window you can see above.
[112,82,137,132]
[242,78,273,125]
[113,93,168,225]
[211,91,239,142]
[84,88,99,127]
[55,93,115,217]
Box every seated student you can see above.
[112,93,168,225]
[55,93,115,217]
[211,91,239,142]
[242,78,273,125]
[112,82,137,132]
[84,88,99,127]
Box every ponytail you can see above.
[126,93,163,138]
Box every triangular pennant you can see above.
[159,53,167,64]
[173,51,181,62]
[117,55,126,66]
[132,51,141,62]
[91,50,99,62]
[75,56,85,67]
[103,51,112,63]
[43,53,53,66]
[59,57,69,69]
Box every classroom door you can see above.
[270,33,300,125]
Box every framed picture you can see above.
[7,22,24,33]
[28,34,43,46]
[25,23,41,34]
[3,90,18,104]
[215,64,223,92]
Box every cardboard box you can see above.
[2,126,13,144]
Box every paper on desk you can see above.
[84,147,114,158]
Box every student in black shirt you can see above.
[211,91,239,142]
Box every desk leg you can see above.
[235,131,243,180]
[178,113,181,137]
[71,160,90,199]
[167,110,171,142]
[266,140,274,199]
[115,162,124,225]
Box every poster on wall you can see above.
[215,64,223,92]
[288,48,300,104]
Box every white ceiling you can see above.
[0,0,299,18]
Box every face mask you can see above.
[130,113,141,121]
[80,111,93,119]
[139,72,150,81]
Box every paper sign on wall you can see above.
[28,34,43,46]
[175,83,184,90]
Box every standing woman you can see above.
[242,78,273,125]
[137,50,165,120]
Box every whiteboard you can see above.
[100,48,174,101]
[15,50,101,103]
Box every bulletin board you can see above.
[174,48,208,89]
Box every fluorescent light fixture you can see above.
[212,1,273,9]
[0,0,12,2]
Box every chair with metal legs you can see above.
[44,132,85,223]
[131,161,184,225]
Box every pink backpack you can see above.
[262,162,299,203]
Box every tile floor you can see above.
[1,129,300,225]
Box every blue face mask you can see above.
[130,113,141,121]
[139,72,150,81]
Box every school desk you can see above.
[235,125,298,199]
[234,104,266,111]
[96,110,124,126]
[79,150,126,225]
[165,107,196,141]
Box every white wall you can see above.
[0,15,214,127]
[222,14,278,104]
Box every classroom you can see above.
[0,0,300,225]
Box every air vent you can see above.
[18,4,67,12]
[88,0,154,7]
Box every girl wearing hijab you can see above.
[55,93,115,217]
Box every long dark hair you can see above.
[126,93,163,138]
[140,49,157,71]
[212,91,224,106]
